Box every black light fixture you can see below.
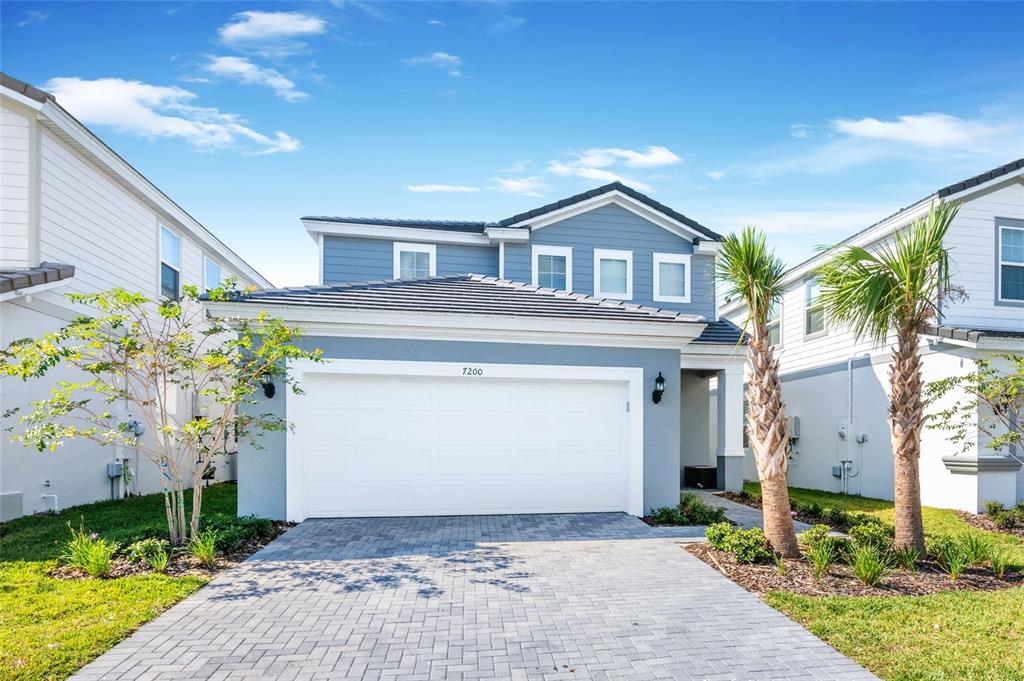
[260,372,276,399]
[652,371,666,404]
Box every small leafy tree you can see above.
[2,284,321,545]
[927,353,1023,460]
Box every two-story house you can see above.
[207,184,747,521]
[722,159,1024,513]
[0,73,272,520]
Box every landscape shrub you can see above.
[826,506,850,527]
[850,544,891,586]
[892,544,919,572]
[849,521,895,553]
[705,522,733,550]
[960,533,992,566]
[124,538,171,567]
[990,550,1011,579]
[983,500,1006,516]
[190,529,219,567]
[200,513,274,553]
[930,536,969,581]
[798,524,833,550]
[808,539,838,581]
[803,501,824,518]
[648,494,726,526]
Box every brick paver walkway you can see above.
[72,514,876,680]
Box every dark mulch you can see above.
[686,542,1023,597]
[957,510,1024,541]
[51,521,294,580]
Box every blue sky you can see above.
[3,1,1023,286]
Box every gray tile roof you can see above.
[1,72,53,104]
[936,158,1024,198]
[303,181,723,240]
[0,262,75,294]
[219,274,709,325]
[920,323,1024,343]
[692,318,746,345]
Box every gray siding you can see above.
[322,236,498,283]
[503,204,716,318]
[238,337,682,520]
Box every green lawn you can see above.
[743,481,1024,680]
[0,484,237,681]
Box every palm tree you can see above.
[716,227,800,557]
[817,202,959,552]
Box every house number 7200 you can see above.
[462,367,484,376]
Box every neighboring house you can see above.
[722,159,1024,513]
[207,184,748,521]
[0,73,272,521]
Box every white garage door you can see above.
[291,364,638,518]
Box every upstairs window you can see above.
[804,278,825,337]
[532,245,572,290]
[204,257,222,292]
[594,248,633,300]
[393,242,436,279]
[998,222,1024,302]
[653,252,691,303]
[160,225,181,301]
[766,301,782,346]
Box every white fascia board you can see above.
[0,277,74,303]
[510,191,709,242]
[32,100,272,289]
[695,240,722,255]
[1,87,45,112]
[303,219,491,246]
[205,301,706,349]
[484,227,530,243]
[680,343,746,369]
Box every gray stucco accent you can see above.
[942,454,1023,475]
[322,236,498,283]
[504,204,716,318]
[716,456,743,492]
[994,217,1024,307]
[238,337,682,520]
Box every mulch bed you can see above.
[51,521,294,580]
[957,510,1024,541]
[686,542,1023,597]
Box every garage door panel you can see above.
[300,372,632,517]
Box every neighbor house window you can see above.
[393,242,436,279]
[766,301,782,346]
[653,252,691,303]
[998,223,1024,302]
[532,245,572,290]
[805,278,825,336]
[160,225,181,301]
[594,248,633,299]
[204,257,222,292]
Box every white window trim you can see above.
[531,245,573,291]
[159,224,181,300]
[593,248,633,300]
[204,256,222,292]
[285,358,645,521]
[997,224,1024,303]
[652,252,691,303]
[393,242,437,279]
[804,278,826,338]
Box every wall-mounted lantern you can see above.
[260,372,276,399]
[651,371,666,404]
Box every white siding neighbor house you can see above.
[0,73,271,521]
[722,159,1024,513]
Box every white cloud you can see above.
[547,161,651,191]
[218,11,326,57]
[491,176,547,197]
[707,170,726,180]
[492,15,525,32]
[18,10,49,27]
[830,113,1006,149]
[407,184,479,193]
[790,123,811,138]
[44,77,300,155]
[427,19,446,27]
[404,52,463,77]
[543,145,680,190]
[499,160,531,173]
[203,56,308,102]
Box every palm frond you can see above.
[817,202,958,345]
[715,226,787,328]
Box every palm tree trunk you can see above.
[746,328,801,557]
[889,326,926,552]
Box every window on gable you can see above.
[160,225,181,301]
[204,257,222,292]
[653,252,690,303]
[805,278,825,336]
[532,245,572,290]
[999,224,1024,302]
[767,301,782,346]
[594,249,633,300]
[393,242,436,279]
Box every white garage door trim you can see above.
[285,358,645,521]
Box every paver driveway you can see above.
[73,514,876,681]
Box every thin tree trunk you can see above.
[163,486,178,545]
[190,473,204,539]
[746,326,801,557]
[176,482,188,544]
[889,327,926,552]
